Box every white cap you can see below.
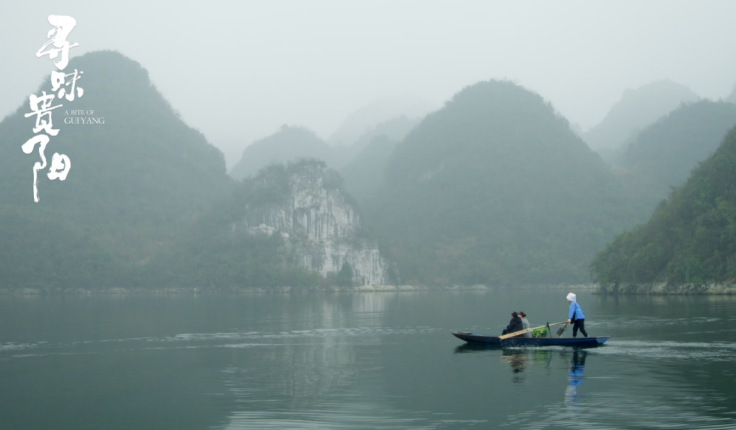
[566,292,576,302]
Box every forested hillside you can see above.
[143,162,320,288]
[592,126,736,284]
[366,80,640,285]
[149,159,381,289]
[4,52,732,290]
[0,51,234,288]
[618,100,736,214]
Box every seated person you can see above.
[502,312,524,336]
[519,311,531,337]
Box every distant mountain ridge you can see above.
[340,135,400,205]
[6,51,733,291]
[229,116,419,183]
[583,80,699,160]
[348,115,419,153]
[327,97,433,147]
[618,100,736,214]
[339,115,419,204]
[229,125,340,180]
[727,84,736,104]
[366,80,640,285]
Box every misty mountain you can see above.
[583,80,699,161]
[327,97,434,147]
[229,126,345,180]
[152,159,387,288]
[340,135,399,205]
[727,84,736,104]
[339,115,419,204]
[619,100,736,213]
[230,116,419,183]
[591,126,736,284]
[366,80,639,286]
[349,115,419,152]
[0,50,233,288]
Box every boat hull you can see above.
[452,332,608,347]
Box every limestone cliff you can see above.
[232,160,389,286]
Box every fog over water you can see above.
[2,1,736,166]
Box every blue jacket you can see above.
[568,301,585,320]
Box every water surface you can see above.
[1,289,735,429]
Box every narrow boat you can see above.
[452,332,609,347]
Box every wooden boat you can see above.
[452,332,609,347]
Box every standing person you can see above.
[566,293,588,338]
[502,312,524,336]
[519,312,531,338]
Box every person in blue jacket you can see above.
[566,293,588,338]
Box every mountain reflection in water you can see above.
[2,290,736,430]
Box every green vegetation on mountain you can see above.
[0,50,233,288]
[6,51,734,291]
[591,126,736,284]
[336,262,354,287]
[618,100,736,213]
[0,208,119,289]
[143,222,320,289]
[367,80,640,286]
[148,159,360,289]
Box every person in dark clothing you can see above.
[502,312,524,336]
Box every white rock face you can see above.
[236,162,388,285]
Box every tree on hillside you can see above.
[591,126,736,284]
[336,262,354,287]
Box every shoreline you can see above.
[595,282,736,295]
[0,283,598,296]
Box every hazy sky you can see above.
[2,1,736,166]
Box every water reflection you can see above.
[454,344,556,384]
[502,350,528,383]
[5,291,736,430]
[502,349,555,383]
[351,292,391,314]
[453,343,502,353]
[226,299,359,398]
[220,295,399,429]
[565,350,586,403]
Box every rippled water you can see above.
[1,290,735,429]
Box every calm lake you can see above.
[1,289,736,429]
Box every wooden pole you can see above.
[498,321,567,339]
